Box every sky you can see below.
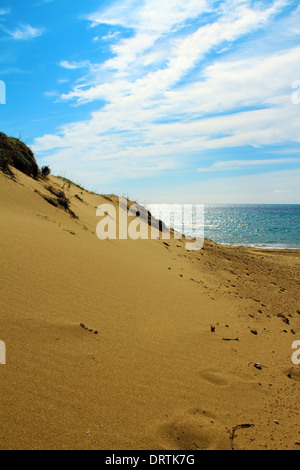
[0,0,300,203]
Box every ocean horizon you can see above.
[146,203,300,249]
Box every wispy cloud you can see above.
[59,60,91,70]
[33,0,299,191]
[7,24,44,40]
[197,158,300,172]
[60,0,292,106]
[87,0,210,74]
[0,8,10,16]
[101,32,120,41]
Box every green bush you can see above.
[0,132,39,178]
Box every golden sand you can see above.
[0,169,299,450]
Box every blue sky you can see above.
[0,0,300,203]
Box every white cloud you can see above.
[7,24,44,40]
[88,0,210,32]
[34,0,299,195]
[101,32,120,41]
[51,44,300,162]
[59,60,91,70]
[61,0,291,105]
[87,0,210,74]
[34,134,70,151]
[197,157,300,172]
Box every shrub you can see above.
[0,132,39,178]
[44,185,78,219]
[41,166,51,177]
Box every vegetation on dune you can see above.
[41,165,51,177]
[0,131,79,219]
[56,175,97,195]
[38,184,79,219]
[0,132,39,178]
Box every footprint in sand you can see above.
[198,369,256,388]
[198,369,229,387]
[154,408,230,450]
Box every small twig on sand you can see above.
[230,424,254,451]
[223,337,239,342]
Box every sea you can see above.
[146,204,300,249]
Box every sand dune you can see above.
[0,168,299,450]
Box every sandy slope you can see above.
[0,169,299,450]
